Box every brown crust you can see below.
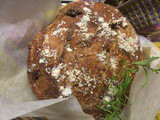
[27,1,142,119]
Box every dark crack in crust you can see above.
[27,1,143,119]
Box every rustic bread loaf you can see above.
[27,1,142,119]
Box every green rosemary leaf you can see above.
[115,97,122,106]
[133,57,159,66]
[150,67,160,74]
[103,100,112,105]
[107,112,117,120]
[123,69,131,90]
[123,94,130,102]
[115,113,123,120]
[111,75,116,80]
[142,67,148,87]
[108,105,119,112]
[100,57,160,120]
[118,85,124,96]
[98,106,112,114]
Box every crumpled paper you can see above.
[0,1,160,120]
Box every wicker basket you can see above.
[118,0,160,43]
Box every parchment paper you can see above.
[0,1,160,120]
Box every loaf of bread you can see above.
[27,1,142,119]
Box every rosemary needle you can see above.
[99,57,160,120]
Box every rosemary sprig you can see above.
[99,57,160,120]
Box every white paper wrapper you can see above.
[0,1,160,120]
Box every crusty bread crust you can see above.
[27,1,142,119]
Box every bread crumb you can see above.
[58,96,63,98]
[88,83,91,87]
[27,68,31,72]
[66,69,81,82]
[96,51,106,62]
[51,63,63,79]
[110,56,117,69]
[42,48,57,58]
[52,28,68,36]
[62,86,72,97]
[39,58,45,63]
[82,33,94,40]
[120,17,128,27]
[98,17,104,22]
[107,80,118,96]
[82,15,90,21]
[115,9,118,12]
[60,86,64,91]
[57,21,66,28]
[66,44,73,52]
[83,7,91,14]
[104,95,111,102]
[31,64,36,68]
[44,34,49,43]
[111,13,114,17]
[45,68,51,74]
[66,71,75,82]
[84,2,89,6]
[79,83,83,87]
